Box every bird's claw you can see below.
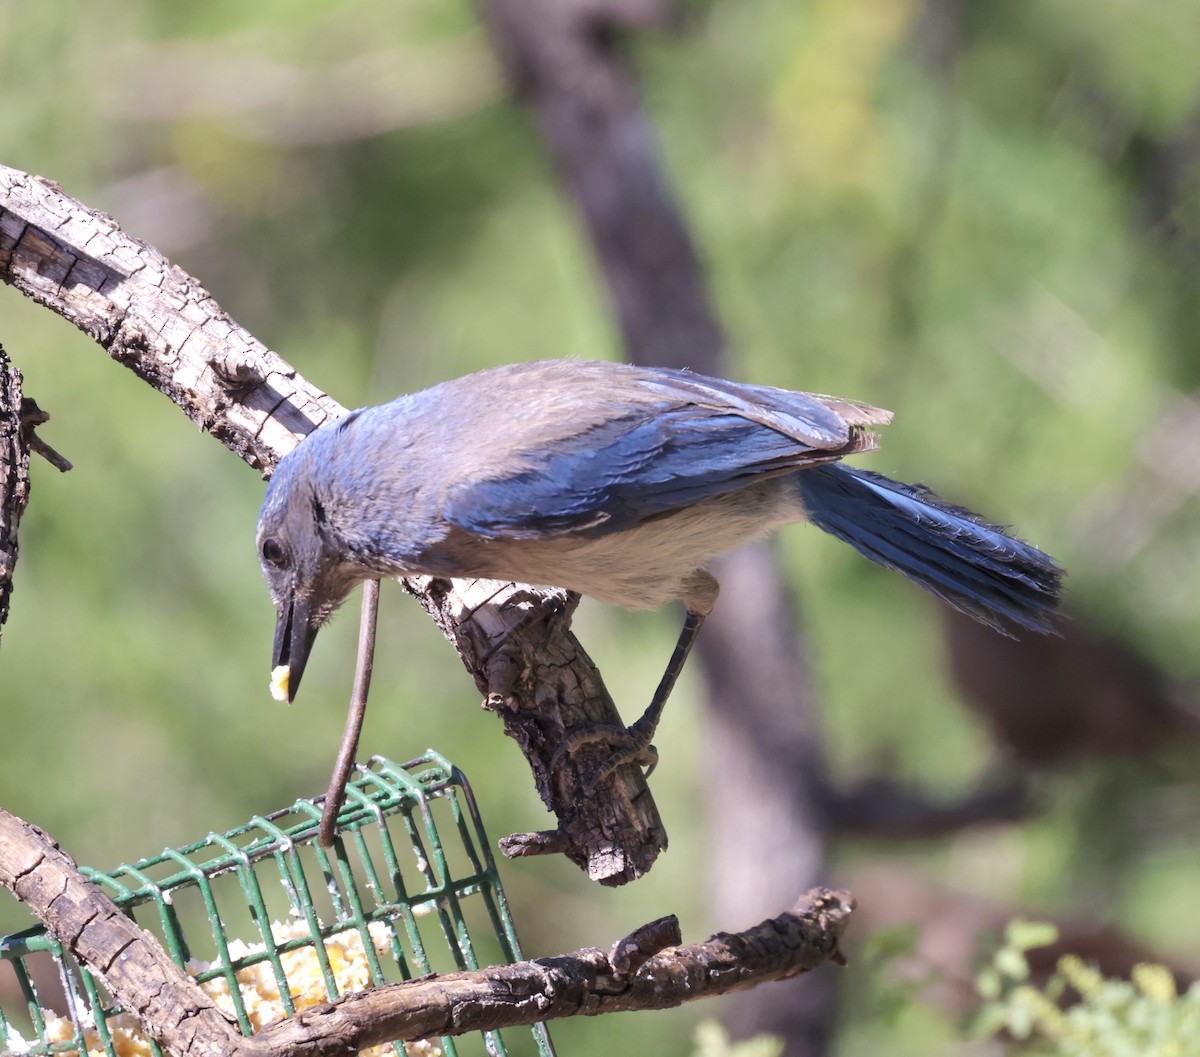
[549,720,659,794]
[585,740,659,797]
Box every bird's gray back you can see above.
[264,359,892,584]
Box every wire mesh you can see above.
[0,752,556,1057]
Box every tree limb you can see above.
[255,886,853,1054]
[823,773,1033,837]
[0,804,852,1056]
[0,346,71,643]
[0,807,240,1057]
[0,163,665,885]
[0,345,27,641]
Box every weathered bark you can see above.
[0,163,665,886]
[0,167,342,471]
[405,576,668,876]
[0,804,853,1057]
[0,808,240,1057]
[254,887,853,1054]
[0,347,71,643]
[0,346,26,640]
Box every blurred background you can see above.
[3,1,1200,1054]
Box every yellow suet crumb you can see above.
[33,920,441,1057]
[269,665,290,701]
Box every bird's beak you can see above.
[272,593,319,702]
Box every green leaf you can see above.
[1005,920,1060,953]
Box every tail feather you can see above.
[794,464,1063,634]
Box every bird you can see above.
[257,359,1062,776]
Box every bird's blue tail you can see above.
[794,464,1062,634]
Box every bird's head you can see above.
[257,438,368,702]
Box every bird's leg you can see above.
[552,572,718,792]
[591,608,707,781]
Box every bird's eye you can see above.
[261,538,287,566]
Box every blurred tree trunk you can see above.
[479,3,835,1052]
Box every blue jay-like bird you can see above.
[258,360,1061,769]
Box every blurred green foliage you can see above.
[971,920,1200,1055]
[692,1020,783,1057]
[3,1,1200,1054]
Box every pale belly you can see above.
[415,477,804,611]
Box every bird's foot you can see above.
[549,719,660,795]
[548,606,699,793]
[590,721,660,795]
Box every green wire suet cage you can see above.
[0,752,556,1057]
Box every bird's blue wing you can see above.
[444,404,848,540]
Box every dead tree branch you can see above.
[0,163,665,885]
[0,805,853,1057]
[0,346,27,640]
[0,346,71,643]
[255,887,853,1054]
[0,807,239,1057]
